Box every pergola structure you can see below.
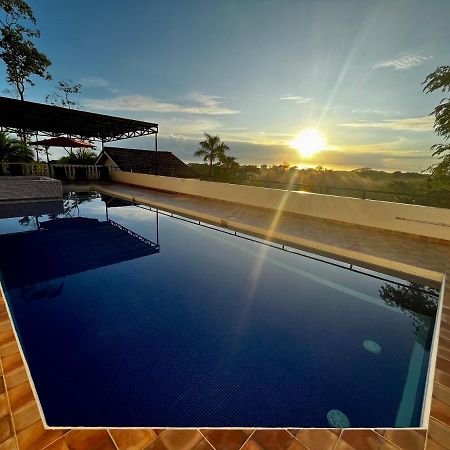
[0,96,158,146]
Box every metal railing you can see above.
[235,179,450,209]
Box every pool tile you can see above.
[8,381,34,413]
[336,430,399,450]
[201,429,249,450]
[377,429,426,450]
[109,428,157,450]
[158,430,202,450]
[16,420,64,450]
[251,430,294,450]
[63,430,117,450]
[12,400,41,433]
[295,429,341,450]
[5,366,28,390]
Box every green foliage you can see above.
[194,133,230,178]
[423,65,450,183]
[0,131,34,161]
[56,149,97,165]
[0,0,51,100]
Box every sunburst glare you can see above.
[290,128,327,158]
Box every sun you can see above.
[290,128,326,158]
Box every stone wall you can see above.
[0,176,63,201]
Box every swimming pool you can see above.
[0,192,440,428]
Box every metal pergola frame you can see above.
[0,96,160,173]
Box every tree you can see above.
[423,65,450,182]
[45,80,82,109]
[0,131,34,161]
[0,0,51,101]
[194,133,229,178]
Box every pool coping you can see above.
[0,189,448,449]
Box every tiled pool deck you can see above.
[0,182,449,450]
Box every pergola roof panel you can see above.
[0,97,158,142]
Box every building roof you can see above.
[98,147,199,178]
[0,96,158,142]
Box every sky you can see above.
[1,0,450,171]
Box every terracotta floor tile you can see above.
[241,439,264,450]
[251,430,294,450]
[0,321,11,334]
[109,429,157,450]
[144,437,168,450]
[434,383,450,407]
[286,440,309,450]
[159,430,202,450]
[0,330,14,348]
[201,429,248,450]
[0,340,19,358]
[437,357,450,374]
[0,394,9,418]
[1,352,23,374]
[16,420,63,450]
[0,415,13,444]
[0,378,4,396]
[435,369,450,390]
[425,438,448,450]
[64,430,117,450]
[192,438,215,450]
[8,381,34,413]
[336,430,399,450]
[381,429,426,450]
[295,429,341,450]
[12,400,41,433]
[0,436,17,450]
[43,436,70,450]
[5,366,28,391]
[427,417,450,449]
[431,398,450,427]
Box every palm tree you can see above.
[194,133,229,179]
[0,132,34,162]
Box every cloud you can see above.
[351,108,398,116]
[372,53,432,70]
[84,93,239,115]
[337,116,434,132]
[80,77,110,89]
[279,95,312,104]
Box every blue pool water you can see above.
[0,193,439,427]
